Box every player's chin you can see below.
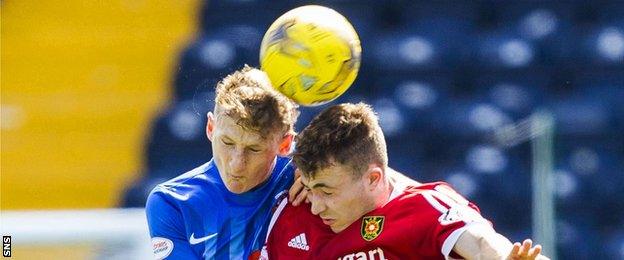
[225,180,249,194]
[326,220,347,233]
[329,225,345,233]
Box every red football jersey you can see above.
[262,182,491,260]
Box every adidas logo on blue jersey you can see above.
[287,233,309,251]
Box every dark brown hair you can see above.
[293,102,388,178]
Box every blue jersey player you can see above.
[145,66,301,259]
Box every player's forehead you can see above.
[215,113,277,144]
[301,162,352,189]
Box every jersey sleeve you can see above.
[145,189,199,259]
[417,183,491,259]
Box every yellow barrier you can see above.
[1,0,199,209]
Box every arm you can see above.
[452,225,549,260]
[146,191,200,259]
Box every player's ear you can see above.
[277,133,294,156]
[206,112,215,142]
[365,164,384,190]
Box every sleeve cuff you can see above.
[441,222,491,260]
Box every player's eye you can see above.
[248,147,261,153]
[321,190,333,196]
[221,140,234,146]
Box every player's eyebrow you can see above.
[301,182,328,190]
[311,183,331,189]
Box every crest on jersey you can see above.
[361,216,384,241]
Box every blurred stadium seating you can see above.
[122,1,624,258]
[4,0,619,258]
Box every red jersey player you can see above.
[262,103,548,260]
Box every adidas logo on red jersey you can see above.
[287,233,309,251]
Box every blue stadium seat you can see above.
[555,217,600,259]
[459,144,533,231]
[572,23,624,67]
[604,227,624,259]
[596,2,624,24]
[294,92,371,132]
[367,73,452,132]
[401,2,478,26]
[443,170,480,201]
[174,36,247,102]
[294,105,327,133]
[318,2,377,40]
[563,146,624,214]
[494,2,576,31]
[474,72,550,119]
[474,30,537,69]
[370,30,441,71]
[211,24,265,56]
[371,97,407,138]
[552,168,583,206]
[200,0,289,31]
[120,176,168,208]
[385,132,425,180]
[432,99,514,139]
[401,3,476,66]
[144,98,213,179]
[548,95,614,136]
[369,14,471,72]
[576,71,624,131]
[505,7,574,66]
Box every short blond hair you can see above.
[214,65,299,137]
[293,103,388,179]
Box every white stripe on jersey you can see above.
[265,197,288,243]
[422,191,450,214]
[441,222,493,260]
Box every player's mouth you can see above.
[321,218,335,226]
[229,174,244,180]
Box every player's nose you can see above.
[309,195,325,215]
[229,149,247,173]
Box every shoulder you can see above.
[266,157,296,190]
[266,198,328,242]
[267,199,320,234]
[389,182,479,217]
[274,156,296,176]
[146,161,221,210]
[398,182,468,204]
[392,181,488,227]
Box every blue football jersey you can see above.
[146,157,294,259]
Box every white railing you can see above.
[1,208,153,259]
[495,111,557,259]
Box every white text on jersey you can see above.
[338,247,387,260]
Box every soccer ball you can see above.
[260,5,361,106]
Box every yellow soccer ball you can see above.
[260,5,361,106]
